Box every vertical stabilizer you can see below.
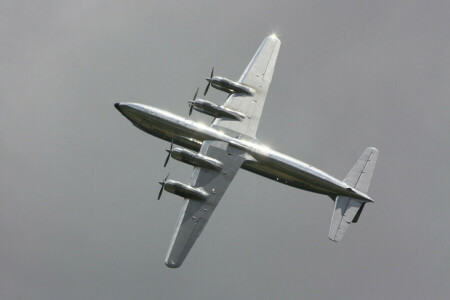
[344,147,379,194]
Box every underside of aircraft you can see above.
[114,34,379,268]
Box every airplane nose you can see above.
[114,102,155,128]
[114,102,123,113]
[206,78,212,83]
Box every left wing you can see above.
[165,140,245,268]
[212,35,281,137]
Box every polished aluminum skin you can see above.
[188,98,246,120]
[161,179,209,200]
[114,102,371,202]
[170,147,223,170]
[114,35,378,268]
[207,76,255,96]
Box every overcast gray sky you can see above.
[1,1,450,299]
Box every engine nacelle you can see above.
[171,148,223,170]
[191,99,245,121]
[208,76,255,96]
[163,180,209,200]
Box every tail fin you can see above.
[343,147,379,195]
[328,147,379,242]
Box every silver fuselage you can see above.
[116,103,371,201]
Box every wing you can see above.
[212,35,281,137]
[165,140,245,268]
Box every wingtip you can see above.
[165,259,181,269]
[268,33,280,42]
[367,146,379,153]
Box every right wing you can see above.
[165,140,246,268]
[212,35,281,137]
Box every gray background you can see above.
[1,1,449,299]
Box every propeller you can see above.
[204,67,214,96]
[163,140,174,167]
[158,173,170,200]
[188,88,199,116]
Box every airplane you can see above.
[114,34,379,268]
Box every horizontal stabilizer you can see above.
[329,196,364,241]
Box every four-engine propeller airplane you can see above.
[114,34,379,268]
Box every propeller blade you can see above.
[163,141,174,167]
[163,153,170,167]
[204,68,213,96]
[193,87,199,100]
[157,184,164,200]
[157,173,170,200]
[188,88,199,116]
[204,82,210,96]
